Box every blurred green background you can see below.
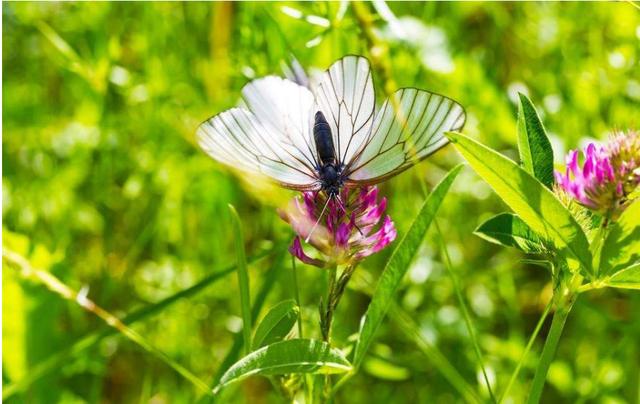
[3,2,640,403]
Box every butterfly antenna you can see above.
[336,194,364,236]
[305,196,331,243]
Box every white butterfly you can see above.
[197,55,466,195]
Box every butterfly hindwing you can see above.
[345,88,466,184]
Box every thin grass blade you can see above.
[353,164,464,368]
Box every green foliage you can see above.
[3,2,639,403]
[353,164,463,367]
[599,200,640,277]
[252,300,299,349]
[475,213,546,254]
[447,132,592,275]
[606,264,640,290]
[450,86,638,404]
[516,93,554,189]
[215,339,351,394]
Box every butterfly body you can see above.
[313,111,343,196]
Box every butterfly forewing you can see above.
[315,55,375,166]
[241,76,319,170]
[345,88,466,184]
[197,82,321,191]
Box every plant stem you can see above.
[321,264,357,343]
[321,265,338,342]
[317,264,357,402]
[291,256,304,338]
[291,256,312,403]
[526,295,576,404]
[500,299,553,403]
[228,205,252,354]
[317,266,337,403]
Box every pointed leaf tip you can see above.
[448,132,592,275]
[253,300,299,348]
[215,339,351,394]
[516,94,554,188]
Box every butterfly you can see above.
[197,55,466,198]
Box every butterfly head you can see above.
[319,163,343,197]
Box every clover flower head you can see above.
[555,130,639,215]
[279,187,397,268]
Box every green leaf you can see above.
[252,300,299,349]
[606,263,640,290]
[447,132,592,275]
[215,339,351,393]
[353,164,463,368]
[475,212,546,253]
[599,200,640,277]
[517,93,554,188]
[228,205,252,354]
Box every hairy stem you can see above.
[318,264,357,402]
[321,266,338,342]
[321,264,357,343]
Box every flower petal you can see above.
[289,237,326,268]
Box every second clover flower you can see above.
[555,129,640,217]
[279,186,397,268]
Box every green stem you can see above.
[317,265,338,403]
[228,205,252,355]
[321,265,338,342]
[500,299,553,403]
[323,264,358,341]
[318,264,356,402]
[526,297,575,404]
[291,256,304,338]
[291,256,312,403]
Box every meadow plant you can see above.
[451,94,639,404]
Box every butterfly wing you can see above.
[344,88,466,184]
[315,55,376,167]
[197,76,321,191]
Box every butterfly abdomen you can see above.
[313,111,336,166]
